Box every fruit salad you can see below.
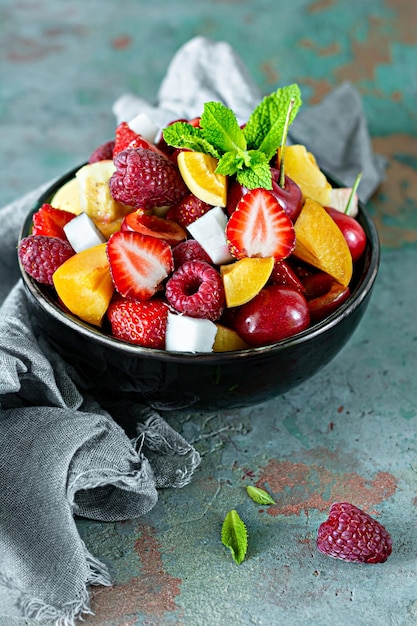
[18,84,368,353]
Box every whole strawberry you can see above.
[109,147,188,210]
[18,235,75,285]
[107,298,168,349]
[316,502,392,563]
[166,192,212,228]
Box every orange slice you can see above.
[293,198,353,287]
[213,324,249,352]
[278,144,332,206]
[220,257,274,307]
[177,151,227,207]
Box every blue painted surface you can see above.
[1,1,417,624]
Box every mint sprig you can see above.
[244,83,301,160]
[162,83,302,190]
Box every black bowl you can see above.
[18,165,380,412]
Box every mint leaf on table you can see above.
[162,122,221,158]
[244,83,302,161]
[246,485,276,505]
[221,509,248,565]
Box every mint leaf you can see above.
[246,485,276,505]
[215,151,240,177]
[221,510,248,565]
[162,122,221,158]
[244,84,302,160]
[236,152,272,190]
[201,102,247,154]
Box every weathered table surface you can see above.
[1,1,416,624]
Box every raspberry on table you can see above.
[18,235,75,286]
[316,502,392,563]
[165,260,225,321]
[109,147,188,210]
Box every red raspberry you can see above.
[166,193,212,228]
[172,239,212,269]
[107,298,168,349]
[88,139,115,163]
[165,260,225,321]
[109,148,189,210]
[18,235,75,285]
[317,502,392,563]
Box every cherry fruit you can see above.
[231,285,311,347]
[325,207,367,262]
[270,167,303,222]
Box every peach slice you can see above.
[278,144,332,206]
[53,243,114,326]
[220,257,274,307]
[213,324,249,352]
[293,199,353,287]
[75,160,133,223]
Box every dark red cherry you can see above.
[232,285,311,347]
[325,207,367,262]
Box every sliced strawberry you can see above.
[32,203,76,240]
[113,121,165,157]
[122,209,187,246]
[166,193,212,228]
[107,297,169,348]
[225,188,296,261]
[107,230,174,300]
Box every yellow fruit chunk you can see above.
[213,324,249,352]
[50,177,82,215]
[293,199,353,287]
[221,257,274,307]
[94,217,124,239]
[75,160,132,223]
[53,243,114,326]
[177,151,227,207]
[278,144,332,206]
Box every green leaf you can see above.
[200,102,247,154]
[221,510,248,565]
[162,122,221,158]
[244,84,302,160]
[215,151,240,177]
[236,152,272,190]
[246,485,276,505]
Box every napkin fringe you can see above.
[0,545,111,626]
[137,414,202,488]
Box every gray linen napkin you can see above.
[0,36,385,625]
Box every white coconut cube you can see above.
[63,212,106,252]
[187,206,234,265]
[329,187,358,217]
[128,113,160,144]
[165,312,217,353]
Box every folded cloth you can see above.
[0,36,385,625]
